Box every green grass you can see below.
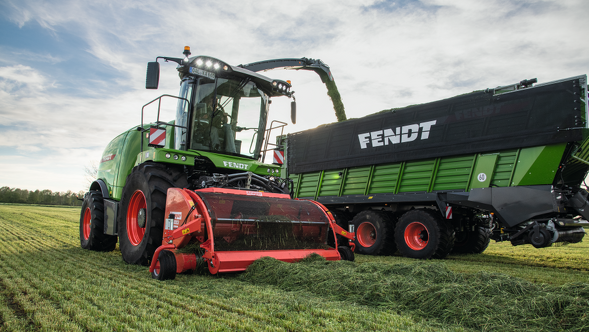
[0,204,588,331]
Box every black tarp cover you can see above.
[287,76,587,174]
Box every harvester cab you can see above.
[80,46,355,280]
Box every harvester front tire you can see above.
[152,250,177,281]
[452,226,491,254]
[119,162,187,265]
[80,191,117,251]
[395,209,455,259]
[351,210,395,255]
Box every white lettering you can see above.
[223,161,249,170]
[358,133,371,149]
[383,128,400,145]
[401,124,419,142]
[419,120,437,139]
[371,131,384,147]
[357,119,437,148]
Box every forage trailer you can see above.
[286,75,589,259]
[80,47,354,280]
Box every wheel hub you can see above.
[357,222,377,247]
[404,222,429,251]
[137,208,146,228]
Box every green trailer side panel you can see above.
[298,172,321,198]
[398,160,436,193]
[291,143,574,199]
[318,169,344,196]
[432,155,474,191]
[342,166,372,196]
[490,150,517,187]
[291,173,301,197]
[511,143,566,186]
[367,164,401,194]
[470,154,498,189]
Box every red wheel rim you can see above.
[82,207,91,240]
[357,222,377,247]
[404,222,429,250]
[127,190,146,246]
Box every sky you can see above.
[0,0,588,193]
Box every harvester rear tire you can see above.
[152,250,177,281]
[351,210,395,255]
[118,162,187,265]
[452,226,491,254]
[395,209,455,259]
[80,190,117,251]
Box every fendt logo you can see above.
[358,120,437,149]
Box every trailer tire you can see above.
[352,210,395,255]
[152,250,177,281]
[119,162,187,265]
[80,190,117,251]
[395,209,455,259]
[452,226,491,254]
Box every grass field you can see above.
[0,204,588,331]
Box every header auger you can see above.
[80,46,355,280]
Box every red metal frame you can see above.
[150,187,355,276]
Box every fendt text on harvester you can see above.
[80,46,355,280]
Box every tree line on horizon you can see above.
[0,186,84,206]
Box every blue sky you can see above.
[0,0,588,192]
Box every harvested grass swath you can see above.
[240,254,589,331]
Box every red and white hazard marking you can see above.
[149,127,166,147]
[273,150,284,164]
[445,206,453,219]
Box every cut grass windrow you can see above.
[0,205,467,331]
[2,204,589,331]
[239,255,589,331]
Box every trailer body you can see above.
[286,75,589,257]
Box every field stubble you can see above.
[0,204,588,331]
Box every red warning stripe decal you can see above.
[273,150,284,164]
[149,128,166,146]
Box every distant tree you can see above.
[84,161,99,189]
[0,186,84,206]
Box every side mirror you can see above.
[146,62,160,89]
[291,101,297,124]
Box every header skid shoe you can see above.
[149,187,355,278]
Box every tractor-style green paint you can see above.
[291,141,585,199]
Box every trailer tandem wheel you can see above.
[452,226,491,254]
[80,190,117,251]
[118,162,187,265]
[395,209,455,259]
[351,210,395,255]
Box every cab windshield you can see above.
[181,78,268,159]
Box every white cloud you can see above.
[0,0,588,192]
